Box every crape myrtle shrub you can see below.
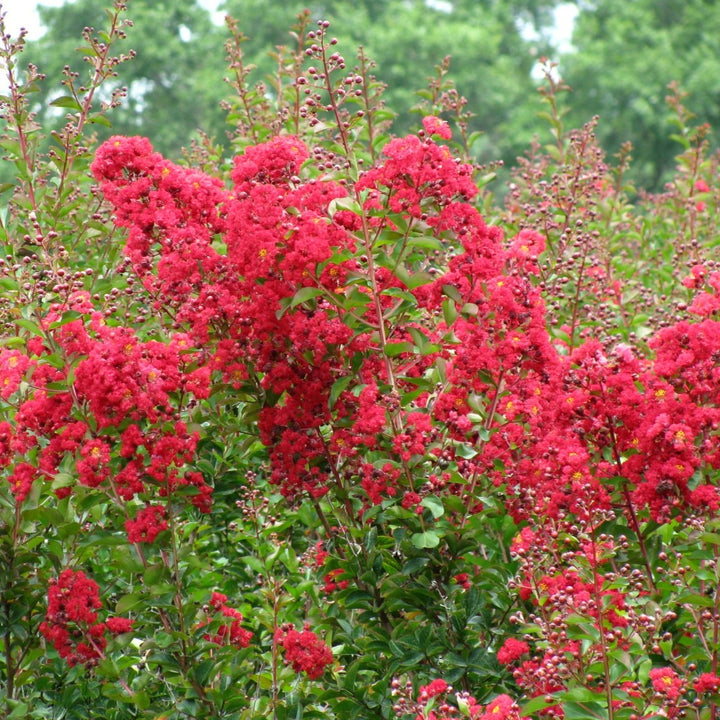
[2,4,720,720]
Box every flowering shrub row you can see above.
[1,5,720,720]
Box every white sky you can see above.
[2,0,577,45]
[1,0,223,39]
[2,0,62,40]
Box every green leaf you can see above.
[15,318,44,337]
[7,702,29,718]
[115,593,143,614]
[329,375,355,408]
[328,196,361,216]
[402,557,429,575]
[563,686,607,703]
[407,235,442,250]
[420,496,444,519]
[384,341,414,357]
[290,286,324,308]
[48,310,83,329]
[406,271,433,289]
[382,287,418,305]
[442,298,457,327]
[563,702,606,719]
[87,113,113,127]
[442,284,463,302]
[49,95,82,111]
[411,531,440,548]
[521,695,558,714]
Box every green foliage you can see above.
[560,0,720,190]
[222,0,558,165]
[2,3,720,720]
[18,0,720,195]
[21,0,227,156]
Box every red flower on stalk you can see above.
[497,638,530,665]
[649,666,684,701]
[422,116,452,140]
[694,672,720,694]
[275,623,333,679]
[200,592,252,649]
[418,678,448,701]
[322,568,349,593]
[39,569,133,667]
[453,573,471,591]
[125,505,168,544]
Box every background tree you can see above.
[222,0,561,165]
[23,0,720,191]
[22,0,228,156]
[22,0,562,165]
[558,0,720,189]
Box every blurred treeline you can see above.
[11,0,720,191]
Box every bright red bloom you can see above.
[125,505,168,544]
[649,667,683,701]
[202,593,253,649]
[418,679,448,701]
[694,672,720,694]
[479,694,525,719]
[422,116,452,139]
[231,135,309,189]
[453,573,471,590]
[0,349,33,399]
[7,462,37,504]
[275,623,333,679]
[497,638,530,665]
[106,617,134,634]
[39,569,131,667]
[322,568,349,593]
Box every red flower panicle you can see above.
[422,115,452,140]
[39,569,132,667]
[201,592,252,649]
[275,623,333,679]
[125,504,168,544]
[649,666,684,702]
[497,638,530,666]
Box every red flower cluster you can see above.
[39,569,132,666]
[0,348,34,400]
[0,290,212,541]
[422,115,452,140]
[322,568,349,594]
[496,638,530,666]
[412,679,527,720]
[201,592,252,649]
[274,623,333,679]
[125,505,168,544]
[357,133,477,217]
[649,666,684,702]
[418,679,449,701]
[92,134,360,501]
[693,672,720,694]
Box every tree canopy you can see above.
[219,0,560,164]
[21,0,227,156]
[20,0,561,164]
[559,0,720,189]
[15,0,720,190]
